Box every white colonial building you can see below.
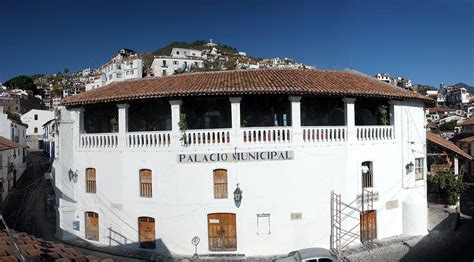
[0,106,28,202]
[151,48,204,77]
[85,49,143,92]
[54,69,430,257]
[21,109,54,149]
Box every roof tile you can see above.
[62,69,433,106]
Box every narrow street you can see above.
[1,151,144,261]
[346,183,474,262]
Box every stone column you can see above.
[343,98,356,143]
[117,103,129,149]
[289,96,302,144]
[169,99,183,146]
[229,97,242,146]
[70,107,84,150]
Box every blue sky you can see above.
[0,0,472,87]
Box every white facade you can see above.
[0,107,27,202]
[54,96,428,256]
[21,109,54,137]
[151,57,203,77]
[85,75,106,91]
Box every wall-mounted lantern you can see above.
[68,169,78,182]
[406,161,414,173]
[233,183,242,208]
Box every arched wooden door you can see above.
[208,213,236,251]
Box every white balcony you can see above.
[127,131,171,148]
[182,129,232,146]
[303,126,346,143]
[80,133,118,149]
[241,127,292,144]
[356,126,394,141]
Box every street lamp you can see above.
[233,183,242,208]
[406,161,414,173]
[68,169,78,182]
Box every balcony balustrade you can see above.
[78,124,396,150]
[127,131,171,148]
[241,127,292,144]
[356,126,394,141]
[182,129,231,146]
[80,133,119,149]
[302,126,346,143]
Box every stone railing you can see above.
[356,126,394,141]
[127,131,171,148]
[303,126,346,143]
[79,125,396,150]
[182,129,232,146]
[80,133,119,149]
[241,127,292,144]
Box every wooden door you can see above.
[139,217,156,249]
[85,212,99,241]
[360,210,377,242]
[208,213,237,251]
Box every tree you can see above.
[4,75,38,94]
[439,120,458,131]
[141,52,154,76]
[64,68,70,75]
[428,171,469,206]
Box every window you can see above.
[34,114,38,120]
[176,51,180,55]
[116,73,122,78]
[415,158,424,181]
[257,214,270,235]
[138,217,156,249]
[86,168,96,193]
[213,169,228,199]
[85,212,99,241]
[162,70,167,76]
[362,161,373,188]
[139,169,152,198]
[34,127,38,134]
[173,61,178,65]
[162,60,167,67]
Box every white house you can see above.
[21,109,54,149]
[85,49,143,92]
[54,69,430,257]
[42,118,57,161]
[151,48,204,77]
[0,107,28,200]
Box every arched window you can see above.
[86,168,96,193]
[140,169,152,198]
[138,217,156,249]
[85,212,99,241]
[213,169,228,199]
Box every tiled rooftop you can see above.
[61,69,433,106]
[0,136,21,152]
[0,230,111,261]
[427,131,472,160]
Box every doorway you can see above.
[208,213,237,251]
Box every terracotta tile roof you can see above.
[458,135,474,143]
[0,136,21,151]
[459,117,474,126]
[0,230,110,261]
[427,131,472,160]
[61,69,434,106]
[8,118,28,128]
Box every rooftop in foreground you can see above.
[62,69,433,106]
